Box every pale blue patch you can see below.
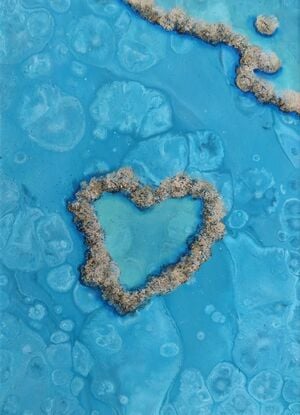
[95,193,202,289]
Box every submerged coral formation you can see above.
[90,81,172,139]
[255,15,279,36]
[68,168,225,314]
[123,0,300,115]
[19,83,85,152]
[2,0,300,412]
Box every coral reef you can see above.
[123,0,300,115]
[255,15,279,36]
[68,168,225,314]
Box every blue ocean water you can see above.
[0,0,299,414]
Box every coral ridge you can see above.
[123,0,300,115]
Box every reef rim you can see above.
[68,168,225,314]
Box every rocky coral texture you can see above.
[123,0,300,115]
[255,15,279,36]
[68,168,225,314]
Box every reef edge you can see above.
[68,168,225,314]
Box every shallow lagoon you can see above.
[95,193,202,290]
[0,0,300,414]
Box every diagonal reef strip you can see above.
[123,0,300,115]
[68,168,225,314]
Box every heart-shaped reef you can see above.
[68,168,225,314]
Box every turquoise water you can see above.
[95,193,202,289]
[0,0,300,414]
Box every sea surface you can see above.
[0,0,300,414]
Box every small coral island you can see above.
[68,168,225,314]
[255,15,279,36]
